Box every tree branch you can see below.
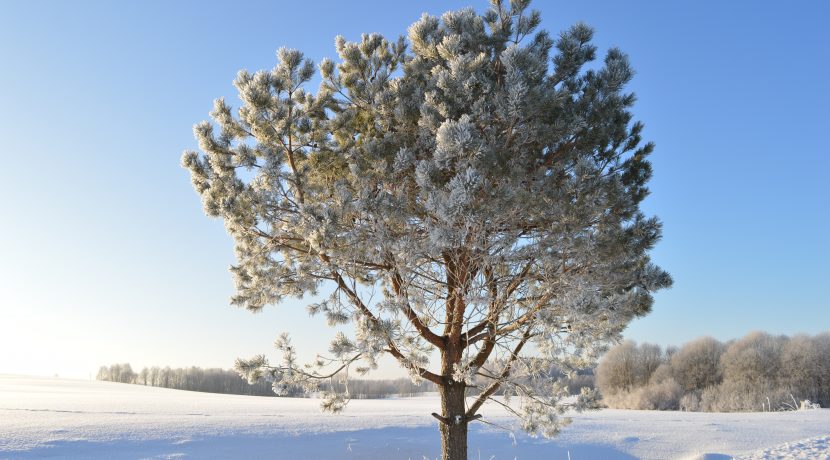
[390,266,446,348]
[320,253,444,386]
[262,353,363,380]
[465,327,534,418]
[465,260,534,343]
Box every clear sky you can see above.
[1,1,827,380]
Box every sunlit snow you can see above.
[1,375,828,459]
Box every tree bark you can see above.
[439,381,468,460]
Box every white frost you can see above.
[2,375,829,459]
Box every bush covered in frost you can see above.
[596,332,830,411]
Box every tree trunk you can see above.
[439,381,468,460]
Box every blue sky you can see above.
[1,1,827,379]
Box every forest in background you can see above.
[95,364,437,398]
[596,331,830,411]
[98,331,829,410]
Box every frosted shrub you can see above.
[816,333,830,407]
[639,343,665,383]
[600,379,682,410]
[780,335,830,406]
[800,400,820,410]
[596,341,666,395]
[720,332,786,389]
[637,364,683,410]
[597,344,681,410]
[679,392,701,412]
[700,381,790,412]
[596,341,638,394]
[596,331,829,412]
[670,336,724,392]
[641,378,683,410]
[648,362,673,385]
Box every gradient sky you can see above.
[1,1,827,379]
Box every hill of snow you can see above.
[1,375,828,459]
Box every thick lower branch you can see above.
[384,346,444,386]
[390,267,445,348]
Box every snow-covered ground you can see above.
[1,375,828,459]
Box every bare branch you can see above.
[466,327,534,418]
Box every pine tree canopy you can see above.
[183,0,671,441]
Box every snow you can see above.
[735,435,830,460]
[1,375,828,459]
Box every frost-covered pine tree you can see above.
[182,1,671,458]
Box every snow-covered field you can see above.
[1,375,828,459]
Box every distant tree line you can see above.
[467,360,595,398]
[596,332,830,411]
[96,363,437,398]
[323,377,437,399]
[96,364,274,396]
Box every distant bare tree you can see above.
[670,336,723,392]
